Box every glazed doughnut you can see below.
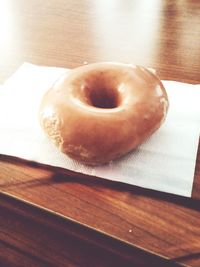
[39,62,169,165]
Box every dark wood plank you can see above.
[0,192,180,267]
[1,0,200,266]
[192,140,200,198]
[0,240,50,267]
[0,155,200,266]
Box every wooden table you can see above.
[1,1,200,266]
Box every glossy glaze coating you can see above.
[39,62,169,165]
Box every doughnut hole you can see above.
[83,78,122,109]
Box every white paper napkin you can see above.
[0,63,200,197]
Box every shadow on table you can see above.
[1,154,200,212]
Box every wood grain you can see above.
[192,141,200,199]
[1,155,200,266]
[1,192,182,267]
[0,0,200,266]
